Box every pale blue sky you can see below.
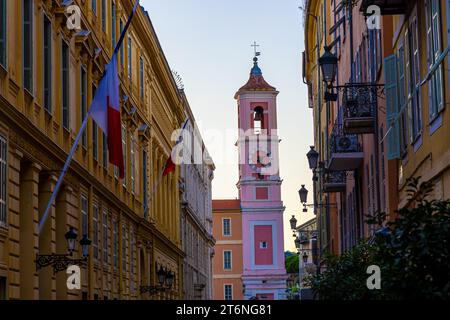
[141,0,314,251]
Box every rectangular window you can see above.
[103,210,108,264]
[397,46,409,153]
[408,17,422,139]
[111,2,116,50]
[260,241,268,249]
[0,135,7,227]
[93,204,99,260]
[93,124,98,160]
[119,20,124,66]
[122,125,127,187]
[23,0,33,92]
[92,0,97,15]
[143,150,148,218]
[130,230,135,292]
[113,219,118,268]
[139,57,144,99]
[224,285,232,300]
[102,132,108,169]
[426,0,444,119]
[101,0,106,32]
[223,251,232,270]
[81,195,88,236]
[0,0,6,68]
[61,40,70,129]
[130,137,135,194]
[43,15,52,112]
[92,84,98,160]
[127,36,132,80]
[122,224,127,271]
[223,218,231,236]
[81,67,87,148]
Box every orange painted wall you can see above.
[212,200,243,300]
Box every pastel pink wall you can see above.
[254,225,273,265]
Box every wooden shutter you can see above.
[385,55,401,160]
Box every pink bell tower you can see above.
[235,55,288,300]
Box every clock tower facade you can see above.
[235,57,287,300]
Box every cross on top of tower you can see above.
[251,41,261,58]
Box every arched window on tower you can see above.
[253,107,264,135]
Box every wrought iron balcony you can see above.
[360,0,408,15]
[323,171,346,193]
[328,126,363,171]
[343,84,377,134]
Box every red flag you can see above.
[90,54,124,178]
[161,118,190,177]
[162,157,176,177]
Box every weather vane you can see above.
[251,41,261,57]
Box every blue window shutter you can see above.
[385,55,401,160]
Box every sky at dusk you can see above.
[141,0,315,251]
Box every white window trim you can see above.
[224,284,233,300]
[222,218,231,237]
[223,250,232,270]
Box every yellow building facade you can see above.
[381,0,450,208]
[304,0,450,258]
[0,0,185,299]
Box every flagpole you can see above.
[38,0,140,234]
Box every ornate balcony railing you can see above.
[323,171,346,193]
[342,84,377,134]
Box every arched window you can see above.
[253,107,264,134]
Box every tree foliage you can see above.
[308,178,450,300]
[286,254,299,274]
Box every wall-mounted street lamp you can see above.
[298,185,308,205]
[319,46,338,88]
[289,215,298,231]
[35,227,91,274]
[140,264,175,295]
[306,146,319,170]
[302,252,309,265]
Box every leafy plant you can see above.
[308,178,450,300]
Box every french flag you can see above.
[90,54,124,178]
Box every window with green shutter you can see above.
[426,0,444,120]
[384,55,401,160]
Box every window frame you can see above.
[92,83,98,161]
[223,250,232,270]
[122,124,127,187]
[139,57,144,99]
[122,224,127,272]
[222,218,231,236]
[0,0,6,68]
[81,66,88,149]
[224,284,233,300]
[102,209,108,264]
[0,134,7,227]
[81,195,88,237]
[127,35,132,80]
[23,0,33,94]
[93,203,99,260]
[43,14,52,113]
[61,38,70,130]
[426,0,444,120]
